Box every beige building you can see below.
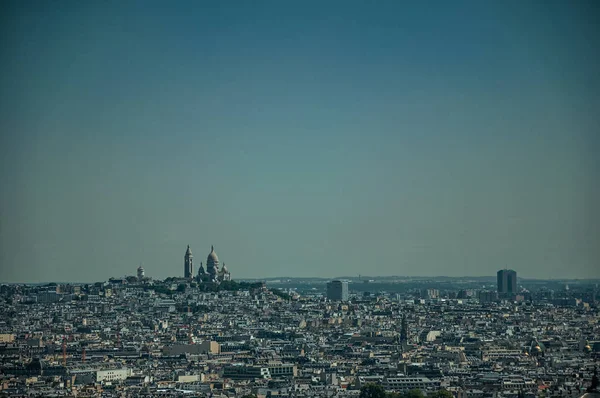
[0,334,15,343]
[96,368,131,383]
[177,374,205,382]
[162,341,220,356]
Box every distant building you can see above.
[400,315,408,347]
[327,280,348,301]
[423,288,439,299]
[457,289,475,299]
[479,290,498,303]
[497,269,517,294]
[162,341,221,356]
[37,291,61,303]
[206,245,219,280]
[177,374,204,383]
[384,376,440,392]
[223,364,271,380]
[137,265,145,281]
[2,359,66,376]
[0,334,15,343]
[96,368,131,383]
[154,299,176,314]
[184,245,193,279]
[197,261,206,280]
[223,363,297,380]
[200,246,231,283]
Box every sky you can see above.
[0,0,599,282]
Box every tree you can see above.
[431,390,454,398]
[404,389,425,398]
[359,383,387,398]
[386,393,403,398]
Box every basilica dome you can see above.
[206,246,219,277]
[207,245,219,264]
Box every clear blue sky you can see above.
[1,0,598,282]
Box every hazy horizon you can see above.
[11,274,600,286]
[1,1,599,283]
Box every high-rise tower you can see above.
[326,280,349,301]
[497,269,517,295]
[184,245,193,279]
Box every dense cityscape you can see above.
[3,0,598,396]
[1,246,599,397]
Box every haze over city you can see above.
[1,1,599,283]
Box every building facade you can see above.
[497,269,517,295]
[223,363,297,380]
[327,280,349,301]
[96,368,131,383]
[162,341,221,356]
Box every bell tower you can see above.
[184,245,193,278]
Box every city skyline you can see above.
[1,1,599,283]
[3,268,598,397]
